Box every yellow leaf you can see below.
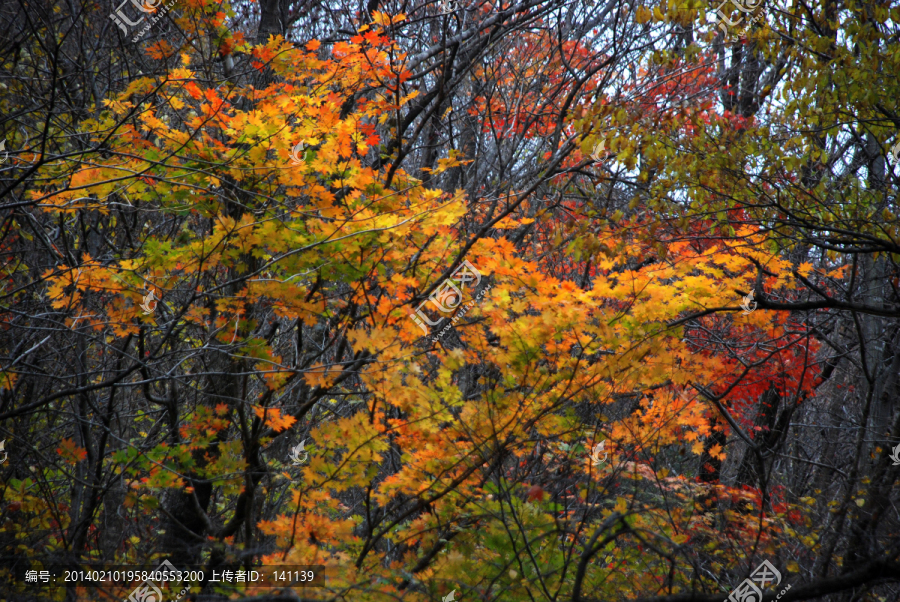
[796,262,813,277]
[709,443,725,460]
[635,6,652,23]
[493,216,533,229]
[371,11,405,26]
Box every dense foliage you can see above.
[1,0,899,601]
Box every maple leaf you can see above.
[254,407,297,432]
[57,438,87,464]
[302,363,343,389]
[146,40,176,60]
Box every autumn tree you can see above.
[1,0,899,601]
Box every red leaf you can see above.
[526,485,545,502]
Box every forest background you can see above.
[0,0,899,600]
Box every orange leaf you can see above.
[183,81,202,100]
[302,363,343,389]
[253,407,297,432]
[57,438,87,464]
